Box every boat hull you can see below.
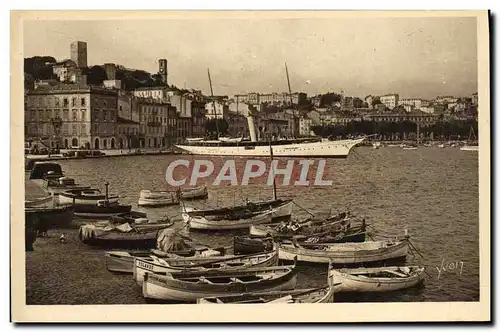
[331,266,425,292]
[73,204,132,218]
[175,138,365,157]
[133,249,279,286]
[278,239,409,264]
[142,265,298,302]
[138,197,179,207]
[25,205,75,230]
[183,210,274,230]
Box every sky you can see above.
[23,16,478,100]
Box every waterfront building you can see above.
[299,116,313,136]
[380,94,399,110]
[136,98,177,148]
[205,101,228,120]
[25,82,118,149]
[399,98,422,110]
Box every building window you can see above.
[81,98,86,107]
[54,109,60,118]
[63,98,69,107]
[72,97,76,107]
[72,124,77,135]
[62,124,68,135]
[63,109,69,120]
[94,124,99,134]
[103,110,108,121]
[119,105,122,111]
[81,110,86,121]
[38,110,44,121]
[55,98,60,107]
[72,110,78,121]
[104,101,107,108]
[46,110,52,120]
[80,124,86,136]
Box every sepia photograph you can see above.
[10,10,490,323]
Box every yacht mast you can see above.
[207,68,220,138]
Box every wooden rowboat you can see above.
[25,195,54,208]
[105,245,226,273]
[134,247,279,286]
[278,237,409,264]
[183,209,275,231]
[331,266,425,292]
[197,263,336,304]
[142,258,299,302]
[183,198,293,224]
[233,236,274,255]
[72,203,133,218]
[79,218,174,249]
[59,188,119,206]
[138,191,179,207]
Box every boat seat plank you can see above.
[384,270,409,277]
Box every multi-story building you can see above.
[52,59,81,83]
[133,86,171,100]
[364,110,437,126]
[233,92,306,106]
[25,83,118,150]
[341,96,354,110]
[380,94,399,110]
[205,101,228,120]
[170,93,193,141]
[311,96,322,108]
[299,116,313,136]
[70,41,88,68]
[191,101,207,138]
[399,98,422,111]
[136,98,177,148]
[435,96,458,104]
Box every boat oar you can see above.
[407,239,425,259]
[184,252,267,269]
[292,201,315,217]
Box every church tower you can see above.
[158,59,168,86]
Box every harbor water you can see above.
[53,146,479,302]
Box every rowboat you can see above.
[197,263,335,304]
[59,188,119,206]
[25,205,75,230]
[78,216,174,249]
[142,259,299,302]
[178,186,209,200]
[183,209,275,230]
[197,286,333,304]
[331,266,425,292]
[278,237,409,264]
[134,247,279,286]
[182,198,293,224]
[44,176,91,195]
[138,191,179,207]
[25,195,54,208]
[105,245,226,273]
[72,202,132,218]
[233,236,274,255]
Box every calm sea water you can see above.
[57,146,479,302]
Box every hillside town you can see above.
[24,41,479,152]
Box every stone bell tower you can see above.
[158,59,168,86]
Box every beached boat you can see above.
[72,201,133,218]
[25,205,75,231]
[105,245,226,273]
[278,237,409,264]
[331,266,425,292]
[134,247,279,286]
[25,195,54,208]
[233,236,275,255]
[183,198,293,225]
[43,175,91,195]
[28,161,63,180]
[59,188,119,206]
[78,215,174,249]
[142,259,299,302]
[183,208,275,231]
[197,286,333,304]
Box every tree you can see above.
[372,97,382,106]
[353,97,364,108]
